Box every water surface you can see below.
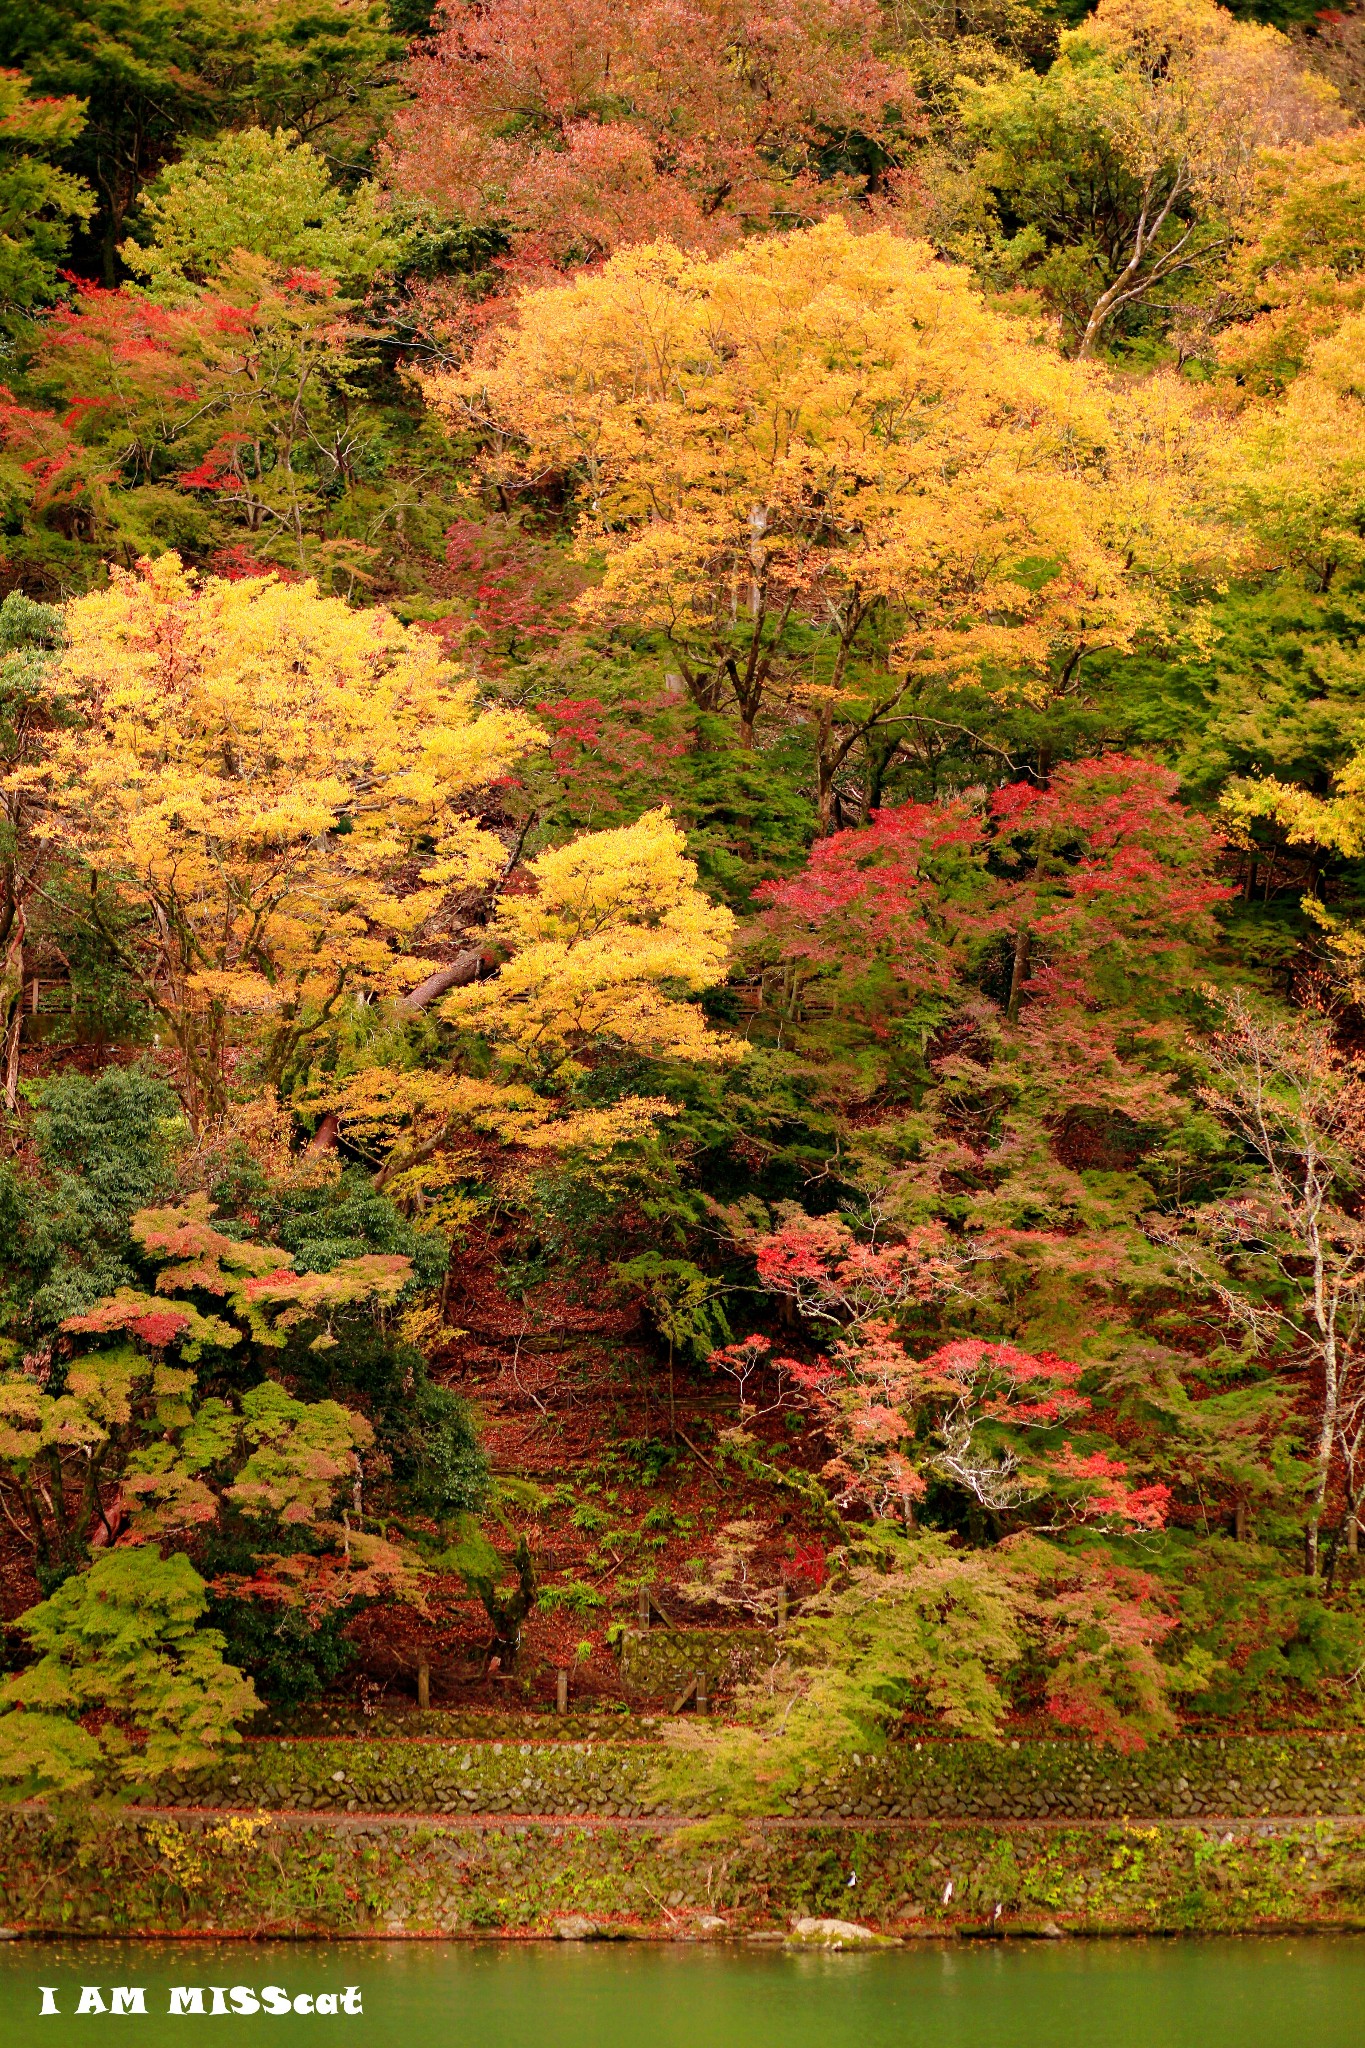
[2,1935,1361,2048]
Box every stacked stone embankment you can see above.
[7,1726,1365,1938]
[141,1728,1365,1822]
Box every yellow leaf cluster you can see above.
[42,553,542,1115]
[1076,0,1337,210]
[313,811,732,1200]
[323,1067,673,1164]
[1219,318,1365,985]
[427,219,1215,709]
[1222,132,1365,392]
[444,807,738,1077]
[1214,312,1365,594]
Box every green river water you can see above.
[1,1937,1361,2048]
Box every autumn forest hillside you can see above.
[0,0,1363,1799]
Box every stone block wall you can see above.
[142,1729,1365,1824]
[257,1707,655,1742]
[811,1731,1365,1822]
[616,1626,777,1697]
[151,1738,662,1818]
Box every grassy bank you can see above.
[3,1805,1365,1941]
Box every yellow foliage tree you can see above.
[1215,311,1365,595]
[446,807,735,1079]
[1221,131,1365,393]
[40,554,541,1122]
[1220,315,1365,982]
[328,808,738,1195]
[428,219,1213,821]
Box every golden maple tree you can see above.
[328,807,738,1200]
[1221,130,1365,393]
[1220,314,1365,984]
[445,806,735,1081]
[40,554,541,1122]
[429,219,1213,822]
[1216,311,1365,599]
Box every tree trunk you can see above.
[814,722,841,833]
[1,905,26,1113]
[1006,926,1031,1024]
[399,947,487,1013]
[2,1000,20,1114]
[468,1537,537,1670]
[1307,1321,1340,1578]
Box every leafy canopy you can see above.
[446,807,738,1082]
[0,1194,411,1580]
[332,808,739,1196]
[657,1530,1181,1813]
[957,0,1338,356]
[0,0,405,274]
[123,126,403,293]
[386,0,914,271]
[45,554,541,1119]
[1221,130,1365,390]
[431,219,1210,820]
[0,1549,259,1793]
[0,69,92,321]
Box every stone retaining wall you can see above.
[144,1730,1365,1823]
[3,1806,1365,1938]
[799,1731,1365,1822]
[255,1709,655,1743]
[616,1627,777,1698]
[150,1739,661,1818]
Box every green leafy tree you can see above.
[0,70,93,323]
[1158,993,1365,1579]
[956,0,1336,356]
[123,126,403,294]
[0,591,66,1106]
[0,1067,181,1337]
[615,1250,733,1438]
[0,1196,415,1585]
[0,0,404,283]
[657,1530,1181,1812]
[0,1548,258,1793]
[5,251,466,590]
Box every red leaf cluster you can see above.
[762,756,1232,1014]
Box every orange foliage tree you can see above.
[1220,130,1365,392]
